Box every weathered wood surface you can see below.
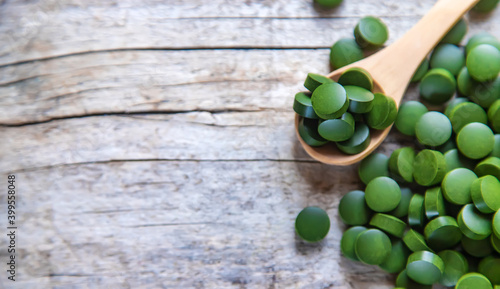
[0,0,499,288]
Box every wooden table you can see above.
[1,1,499,288]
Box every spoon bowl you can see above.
[295,0,480,166]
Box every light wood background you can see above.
[1,1,499,288]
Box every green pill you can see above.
[304,73,334,92]
[430,44,465,76]
[365,177,401,212]
[420,68,457,105]
[318,112,355,142]
[411,58,430,83]
[338,67,374,91]
[336,122,371,155]
[406,251,444,285]
[468,77,500,108]
[466,32,500,54]
[488,99,500,133]
[311,82,349,119]
[408,194,426,229]
[354,228,391,265]
[457,122,495,159]
[403,229,433,252]
[314,0,343,8]
[491,233,500,254]
[298,118,329,147]
[444,97,468,117]
[396,269,432,289]
[369,213,406,238]
[295,206,330,242]
[473,0,500,12]
[344,85,374,114]
[424,187,446,219]
[437,138,457,153]
[457,67,476,96]
[441,18,468,45]
[338,190,371,226]
[340,226,367,261]
[478,256,500,285]
[413,149,447,186]
[462,236,494,257]
[448,102,488,133]
[390,187,413,218]
[471,175,500,213]
[475,157,500,180]
[395,101,428,136]
[330,38,364,70]
[491,135,500,158]
[379,240,409,274]
[358,152,389,185]
[441,168,478,205]
[415,111,452,147]
[466,44,500,82]
[424,216,462,251]
[366,93,397,130]
[444,149,476,172]
[293,92,319,119]
[354,16,389,49]
[458,203,492,240]
[438,250,468,287]
[389,147,415,183]
[456,273,493,289]
[493,209,500,238]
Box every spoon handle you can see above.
[367,0,480,103]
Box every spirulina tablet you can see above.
[462,235,494,257]
[438,250,468,287]
[420,68,456,105]
[444,149,476,172]
[293,92,319,119]
[456,273,493,289]
[415,111,452,146]
[411,58,430,83]
[492,233,500,253]
[304,73,334,92]
[408,194,426,229]
[338,67,373,91]
[390,187,413,218]
[311,82,349,119]
[466,44,500,82]
[441,168,478,205]
[444,97,468,117]
[396,269,432,289]
[448,102,488,133]
[330,38,364,69]
[295,206,331,242]
[458,203,492,240]
[475,157,500,179]
[466,32,500,54]
[413,149,447,186]
[457,67,476,96]
[403,229,433,252]
[358,153,389,185]
[473,0,500,13]
[406,251,444,285]
[488,99,500,133]
[430,44,465,76]
[491,135,500,158]
[336,122,371,155]
[369,213,406,238]
[298,118,328,147]
[389,147,415,183]
[468,77,500,108]
[354,16,389,49]
[395,101,428,136]
[457,122,494,159]
[318,112,355,141]
[471,175,500,213]
[379,240,409,274]
[344,85,374,114]
[354,229,392,265]
[424,216,462,251]
[493,209,500,238]
[365,177,401,212]
[424,187,446,219]
[340,226,367,261]
[437,138,457,153]
[441,18,467,45]
[366,93,397,130]
[339,190,371,225]
[478,256,500,285]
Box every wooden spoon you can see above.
[295,0,480,166]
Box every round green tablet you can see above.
[493,209,500,238]
[441,18,468,45]
[475,157,500,180]
[295,206,330,242]
[369,213,406,238]
[478,256,500,285]
[293,92,319,119]
[411,58,430,83]
[358,153,389,185]
[444,149,476,172]
[438,250,468,287]
[338,190,371,225]
[424,187,446,219]
[330,38,364,70]
[366,93,397,130]
[445,97,468,117]
[390,187,413,218]
[458,203,492,240]
[336,122,371,155]
[344,85,374,114]
[354,229,391,265]
[466,32,500,55]
[430,44,465,76]
[354,16,389,49]
[379,240,409,274]
[340,226,367,261]
[406,251,444,285]
[457,122,495,159]
[338,67,374,91]
[420,68,457,105]
[365,177,401,212]
[491,233,500,253]
[466,44,500,82]
[462,235,494,257]
[304,73,334,92]
[318,112,355,142]
[424,216,462,251]
[395,101,428,136]
[437,138,457,153]
[413,149,447,186]
[298,118,329,147]
[408,194,426,229]
[441,168,478,205]
[473,0,500,12]
[471,175,500,213]
[448,102,488,133]
[314,0,343,8]
[457,67,476,97]
[415,111,452,147]
[468,77,500,108]
[491,135,500,158]
[311,82,349,120]
[396,269,432,289]
[488,99,500,133]
[403,229,433,252]
[456,273,493,289]
[389,147,415,183]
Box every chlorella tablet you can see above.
[458,204,492,240]
[338,67,373,91]
[403,229,432,252]
[318,112,355,141]
[438,250,468,287]
[396,270,432,289]
[448,102,487,133]
[424,187,446,219]
[462,236,493,257]
[408,194,426,229]
[354,16,389,48]
[444,97,468,117]
[475,157,500,179]
[488,99,500,132]
[354,229,391,265]
[474,0,500,13]
[471,175,500,213]
[492,233,500,253]
[491,135,500,158]
[424,216,462,251]
[466,32,500,54]
[304,73,334,92]
[293,92,319,119]
[311,82,349,119]
[478,256,500,285]
[415,111,452,146]
[366,93,397,130]
[390,187,413,218]
[379,240,409,273]
[411,58,430,83]
[389,147,415,183]
[339,190,371,225]
[395,101,428,136]
[369,213,406,238]
[344,85,374,114]
[413,150,447,186]
[456,273,493,289]
[466,44,500,82]
[358,153,389,185]
[441,168,478,205]
[298,118,328,147]
[365,177,401,212]
[441,18,467,45]
[330,38,364,69]
[444,149,476,172]
[406,251,444,285]
[420,68,456,105]
[469,77,500,109]
[340,226,367,261]
[336,122,371,155]
[295,206,330,242]
[457,122,495,159]
[493,210,500,238]
[430,44,465,76]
